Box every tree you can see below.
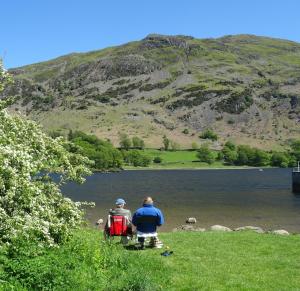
[132,136,145,149]
[0,63,92,248]
[199,129,218,141]
[119,134,132,150]
[224,141,236,151]
[252,149,270,167]
[70,132,123,170]
[222,145,238,165]
[123,150,151,167]
[162,135,170,151]
[271,152,289,168]
[197,144,215,164]
[290,139,300,161]
[235,145,253,165]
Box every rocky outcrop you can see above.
[210,225,232,232]
[173,225,205,232]
[271,229,290,235]
[234,226,264,233]
[96,218,104,225]
[57,55,160,85]
[186,217,197,224]
[141,34,193,50]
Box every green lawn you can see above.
[125,149,253,170]
[2,229,300,290]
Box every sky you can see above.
[1,0,300,68]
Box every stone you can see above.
[186,217,197,224]
[194,228,206,232]
[210,225,232,232]
[172,225,206,232]
[271,229,290,235]
[234,226,264,233]
[96,218,104,225]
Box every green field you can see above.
[2,229,300,290]
[125,149,253,170]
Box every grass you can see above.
[1,229,300,290]
[124,149,254,170]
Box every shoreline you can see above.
[119,166,278,171]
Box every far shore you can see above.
[92,165,278,172]
[123,165,276,171]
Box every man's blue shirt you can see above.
[132,204,164,233]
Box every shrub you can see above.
[162,135,170,151]
[153,156,162,163]
[119,134,132,150]
[0,65,92,248]
[70,131,123,170]
[123,150,151,167]
[197,145,215,164]
[132,136,145,149]
[271,152,289,168]
[200,129,218,141]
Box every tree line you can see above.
[197,140,300,167]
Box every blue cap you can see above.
[115,198,126,205]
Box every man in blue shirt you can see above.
[132,197,164,249]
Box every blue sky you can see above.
[1,0,300,68]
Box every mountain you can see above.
[2,34,300,149]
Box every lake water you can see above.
[61,168,300,232]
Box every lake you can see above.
[61,168,300,232]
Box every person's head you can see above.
[143,196,153,205]
[115,198,126,208]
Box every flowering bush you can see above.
[0,61,92,248]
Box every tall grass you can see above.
[0,228,169,290]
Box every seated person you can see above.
[132,197,164,248]
[105,198,132,245]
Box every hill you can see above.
[2,34,300,149]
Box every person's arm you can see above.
[132,211,137,226]
[127,210,132,222]
[157,209,164,226]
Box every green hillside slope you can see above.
[3,34,300,149]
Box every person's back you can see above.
[105,198,132,244]
[109,206,131,220]
[132,197,164,248]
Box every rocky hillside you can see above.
[2,34,300,149]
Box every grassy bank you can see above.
[1,229,300,290]
[124,149,254,170]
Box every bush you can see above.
[70,131,123,170]
[199,129,218,141]
[123,150,151,167]
[222,147,238,165]
[0,65,92,248]
[119,134,132,150]
[271,152,289,168]
[153,156,162,163]
[132,136,145,149]
[162,135,170,151]
[197,145,215,164]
